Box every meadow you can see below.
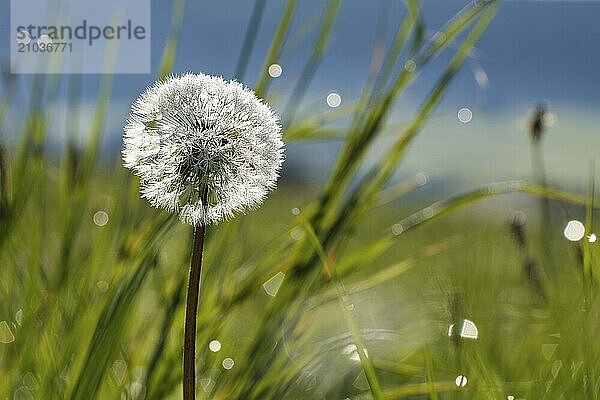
[1,0,599,399]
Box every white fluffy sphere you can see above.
[123,73,284,226]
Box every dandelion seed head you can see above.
[123,73,284,226]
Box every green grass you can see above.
[1,0,599,399]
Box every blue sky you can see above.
[1,0,599,187]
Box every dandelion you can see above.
[123,73,283,226]
[122,72,284,400]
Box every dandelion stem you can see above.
[184,223,207,400]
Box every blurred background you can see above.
[1,1,600,399]
[1,0,599,189]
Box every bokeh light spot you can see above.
[457,107,473,123]
[209,340,222,352]
[326,92,342,108]
[93,211,109,226]
[222,357,235,370]
[455,375,468,387]
[564,220,585,241]
[0,321,15,343]
[404,59,416,72]
[16,30,31,45]
[37,35,53,46]
[263,271,285,297]
[268,63,282,78]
